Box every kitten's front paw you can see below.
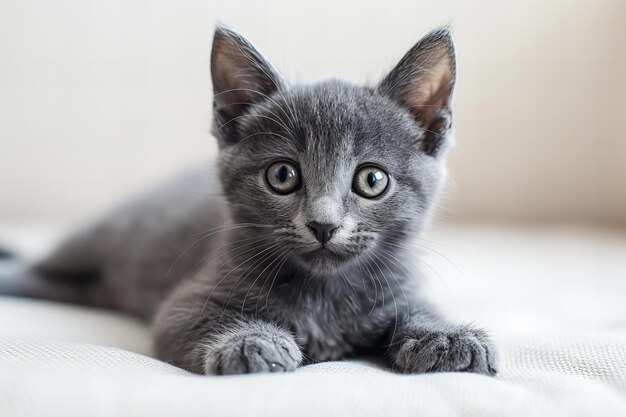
[204,325,302,375]
[392,326,498,376]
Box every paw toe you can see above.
[206,331,301,375]
[393,327,499,376]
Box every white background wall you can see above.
[1,0,625,226]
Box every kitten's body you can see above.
[0,27,498,376]
[29,167,225,318]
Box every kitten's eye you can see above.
[353,165,389,199]
[265,161,301,194]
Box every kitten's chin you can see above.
[294,248,357,276]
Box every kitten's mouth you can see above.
[295,246,355,274]
[301,247,349,260]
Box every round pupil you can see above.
[367,171,382,188]
[276,165,290,183]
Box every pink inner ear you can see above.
[405,52,454,129]
[213,43,257,104]
[211,28,283,130]
[377,28,456,135]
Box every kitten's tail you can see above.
[0,246,95,306]
[0,247,14,260]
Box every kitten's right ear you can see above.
[211,25,284,142]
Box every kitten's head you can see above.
[211,25,456,276]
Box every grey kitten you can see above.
[0,25,498,376]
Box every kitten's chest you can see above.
[283,296,388,362]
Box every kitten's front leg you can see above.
[203,320,302,375]
[154,299,302,375]
[386,309,499,376]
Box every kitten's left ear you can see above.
[378,27,456,156]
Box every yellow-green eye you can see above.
[266,161,301,194]
[353,165,389,198]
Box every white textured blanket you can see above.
[0,225,625,416]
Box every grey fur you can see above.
[0,25,498,376]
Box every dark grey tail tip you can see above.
[0,247,15,260]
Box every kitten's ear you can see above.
[211,25,284,141]
[378,27,456,156]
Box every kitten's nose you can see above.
[306,221,339,246]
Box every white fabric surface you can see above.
[0,224,625,416]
